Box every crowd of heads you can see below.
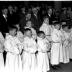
[1,3,72,35]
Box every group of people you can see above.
[0,16,72,72]
[0,4,72,72]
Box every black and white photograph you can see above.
[0,0,72,72]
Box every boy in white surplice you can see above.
[22,28,37,72]
[4,26,22,72]
[61,25,70,63]
[37,31,50,72]
[51,22,63,69]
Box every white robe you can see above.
[51,28,63,65]
[69,29,72,59]
[37,37,50,72]
[62,30,70,63]
[22,37,37,72]
[4,35,22,72]
[0,32,4,72]
[40,23,52,41]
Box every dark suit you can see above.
[31,13,42,32]
[19,13,26,33]
[0,14,9,37]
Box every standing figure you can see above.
[37,31,50,72]
[4,26,22,72]
[22,28,37,72]
[69,26,72,60]
[40,16,52,41]
[51,22,63,69]
[0,32,5,72]
[61,25,70,63]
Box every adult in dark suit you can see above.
[0,7,9,65]
[0,7,9,38]
[31,7,42,32]
[19,7,26,33]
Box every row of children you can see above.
[0,16,72,72]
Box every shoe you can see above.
[51,65,58,70]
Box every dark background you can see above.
[0,1,72,8]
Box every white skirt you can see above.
[22,52,37,72]
[51,43,61,65]
[5,52,22,72]
[0,53,4,72]
[62,41,70,63]
[37,52,50,72]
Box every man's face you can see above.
[2,9,8,15]
[8,6,13,12]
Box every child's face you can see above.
[54,24,60,30]
[25,30,32,38]
[9,29,17,36]
[26,21,32,28]
[44,18,49,24]
[39,33,45,39]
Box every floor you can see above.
[49,61,72,72]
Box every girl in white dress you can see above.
[24,20,37,40]
[37,31,50,72]
[4,26,22,72]
[22,28,37,72]
[0,32,5,72]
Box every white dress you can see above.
[62,30,70,63]
[37,37,50,72]
[51,28,63,65]
[4,35,22,72]
[22,37,37,72]
[0,32,4,72]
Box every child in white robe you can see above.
[61,25,70,63]
[4,26,22,72]
[22,28,37,72]
[51,22,63,69]
[39,16,52,60]
[69,26,72,60]
[0,32,5,72]
[37,31,50,72]
[25,20,37,40]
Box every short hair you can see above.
[24,28,31,33]
[53,21,60,26]
[37,31,45,36]
[43,16,49,21]
[8,26,17,32]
